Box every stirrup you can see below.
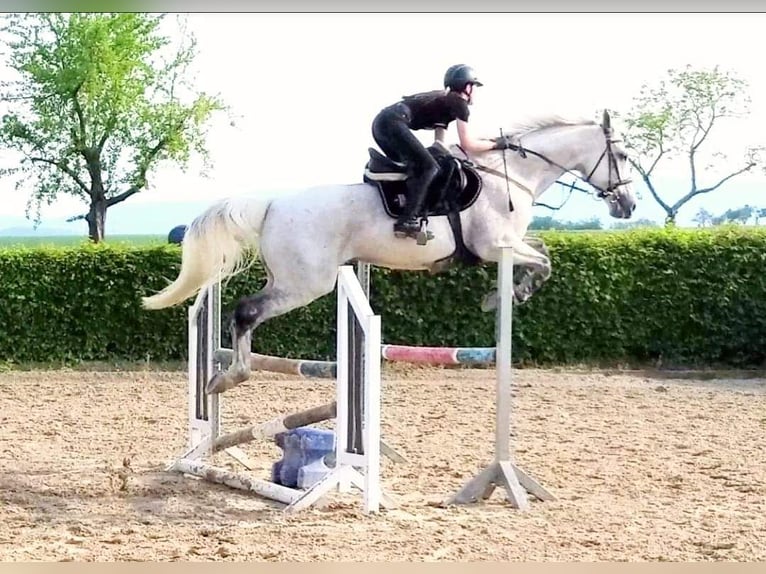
[415,218,433,245]
[394,217,433,245]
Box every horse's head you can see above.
[459,111,637,221]
[579,110,636,219]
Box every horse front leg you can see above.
[513,234,552,300]
[479,235,552,312]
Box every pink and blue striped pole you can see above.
[380,344,496,365]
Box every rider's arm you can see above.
[456,119,500,153]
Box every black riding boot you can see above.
[394,166,437,240]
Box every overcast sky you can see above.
[1,12,765,227]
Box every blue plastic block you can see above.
[271,427,336,489]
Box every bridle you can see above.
[470,111,633,203]
[581,122,633,200]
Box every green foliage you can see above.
[2,227,766,368]
[0,13,227,240]
[511,226,766,366]
[693,204,766,227]
[610,218,660,229]
[528,215,603,230]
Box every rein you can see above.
[462,121,632,204]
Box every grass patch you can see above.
[0,234,166,248]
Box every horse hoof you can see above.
[513,287,531,305]
[206,372,233,394]
[480,290,498,312]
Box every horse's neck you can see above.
[470,124,598,198]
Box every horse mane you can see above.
[499,113,598,140]
[447,113,601,160]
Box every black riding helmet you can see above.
[443,64,483,92]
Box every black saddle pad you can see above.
[363,145,483,218]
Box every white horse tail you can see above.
[142,196,272,310]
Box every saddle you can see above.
[362,141,483,219]
[362,142,484,267]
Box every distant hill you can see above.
[105,200,208,234]
[0,225,81,237]
[0,200,212,237]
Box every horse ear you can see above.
[602,109,611,129]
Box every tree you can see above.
[610,218,659,229]
[692,207,713,227]
[0,13,227,241]
[528,215,603,230]
[711,205,755,226]
[618,65,764,225]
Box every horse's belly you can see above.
[351,216,459,270]
[262,184,462,272]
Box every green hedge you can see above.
[512,227,766,366]
[1,226,765,368]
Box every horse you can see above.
[141,110,636,395]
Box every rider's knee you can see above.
[422,161,439,182]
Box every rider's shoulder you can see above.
[445,92,470,119]
[402,89,446,102]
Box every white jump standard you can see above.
[446,247,554,509]
[167,265,393,513]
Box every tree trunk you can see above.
[85,154,107,243]
[664,211,677,227]
[86,197,107,242]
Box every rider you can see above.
[371,64,506,239]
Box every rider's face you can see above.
[464,84,475,104]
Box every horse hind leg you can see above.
[205,284,324,394]
[205,289,273,394]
